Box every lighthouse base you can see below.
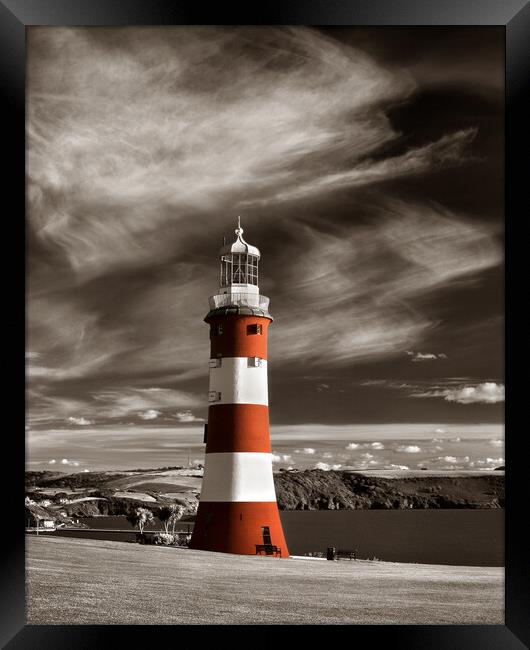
[189,502,289,557]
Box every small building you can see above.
[25,505,56,530]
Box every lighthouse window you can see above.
[248,357,262,367]
[220,255,232,287]
[208,391,221,402]
[232,253,247,284]
[209,358,222,368]
[248,255,258,286]
[221,253,258,286]
[247,324,262,335]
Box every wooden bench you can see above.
[255,544,282,557]
[336,549,357,560]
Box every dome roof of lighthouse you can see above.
[220,217,260,258]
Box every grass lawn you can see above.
[26,536,504,625]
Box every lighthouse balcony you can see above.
[208,292,270,311]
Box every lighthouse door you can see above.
[261,526,272,548]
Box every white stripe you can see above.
[209,357,268,405]
[200,452,277,502]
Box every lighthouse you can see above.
[189,219,289,557]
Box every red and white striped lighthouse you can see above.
[189,219,289,557]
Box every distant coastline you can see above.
[26,467,504,524]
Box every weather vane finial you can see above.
[235,215,244,237]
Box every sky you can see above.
[26,27,504,472]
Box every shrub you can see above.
[151,532,190,547]
[152,532,175,546]
[175,533,191,547]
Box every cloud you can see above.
[470,457,504,467]
[60,458,80,466]
[28,26,413,277]
[314,462,342,471]
[260,128,478,205]
[444,383,504,404]
[406,351,447,362]
[138,410,161,420]
[413,382,504,404]
[268,201,501,366]
[387,464,409,470]
[93,388,202,419]
[48,459,56,464]
[434,428,446,434]
[489,439,503,447]
[67,416,94,426]
[271,453,293,464]
[369,442,385,450]
[396,445,422,453]
[174,410,204,423]
[28,385,204,428]
[437,455,469,464]
[346,443,360,450]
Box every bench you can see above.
[255,544,282,557]
[336,549,357,560]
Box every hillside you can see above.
[25,468,504,518]
[274,470,504,510]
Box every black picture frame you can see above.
[4,1,528,647]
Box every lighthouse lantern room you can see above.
[189,218,289,557]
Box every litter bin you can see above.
[326,546,336,561]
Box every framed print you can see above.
[3,0,528,647]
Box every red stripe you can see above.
[189,501,289,557]
[206,404,270,453]
[208,315,270,359]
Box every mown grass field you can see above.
[26,536,503,625]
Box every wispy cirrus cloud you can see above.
[268,200,501,366]
[250,127,478,205]
[28,386,203,427]
[359,378,504,406]
[412,382,504,404]
[27,26,413,278]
